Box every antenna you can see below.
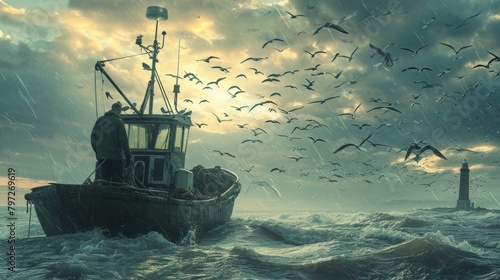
[145,6,168,115]
[173,39,181,113]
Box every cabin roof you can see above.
[121,114,192,126]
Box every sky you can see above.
[0,0,499,212]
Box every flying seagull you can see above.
[313,22,349,35]
[439,42,473,55]
[404,142,447,162]
[333,132,373,153]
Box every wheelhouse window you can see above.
[154,124,171,149]
[173,126,189,153]
[126,123,171,150]
[126,123,148,149]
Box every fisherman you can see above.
[90,102,132,183]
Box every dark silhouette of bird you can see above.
[262,38,284,49]
[196,56,220,63]
[278,106,304,114]
[228,90,245,98]
[308,96,340,104]
[211,66,231,73]
[142,62,152,71]
[404,142,446,162]
[304,50,327,59]
[446,11,481,29]
[230,105,249,111]
[241,139,263,144]
[270,167,286,173]
[240,57,268,64]
[248,68,264,75]
[304,64,321,71]
[234,123,249,129]
[250,127,267,136]
[439,42,473,55]
[240,165,255,173]
[285,11,305,19]
[471,52,499,69]
[105,91,113,99]
[249,100,277,112]
[369,43,393,67]
[313,22,348,35]
[286,156,305,162]
[212,112,232,123]
[236,73,247,79]
[265,120,280,124]
[399,45,427,58]
[262,77,280,83]
[420,180,437,187]
[165,73,183,79]
[199,99,210,104]
[367,106,402,114]
[333,132,373,153]
[307,137,326,143]
[352,123,371,130]
[206,77,226,87]
[401,67,433,74]
[337,47,359,62]
[414,80,444,88]
[339,103,362,119]
[195,123,208,128]
[211,150,235,158]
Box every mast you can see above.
[173,39,181,113]
[143,6,168,115]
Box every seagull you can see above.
[438,42,473,55]
[337,47,359,62]
[404,142,446,162]
[333,132,373,153]
[338,103,362,119]
[211,66,231,73]
[367,106,402,114]
[308,96,340,105]
[262,38,284,49]
[240,57,268,64]
[313,22,349,35]
[401,67,433,74]
[206,77,226,87]
[307,137,326,143]
[195,123,208,128]
[249,100,277,112]
[211,150,236,158]
[399,45,427,58]
[240,165,255,173]
[304,49,327,59]
[446,11,481,29]
[241,139,263,144]
[285,11,305,19]
[142,62,152,71]
[369,43,393,67]
[105,91,113,99]
[212,112,232,123]
[196,56,220,63]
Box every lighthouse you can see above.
[456,159,474,210]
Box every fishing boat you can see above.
[24,6,241,243]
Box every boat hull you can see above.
[25,168,240,243]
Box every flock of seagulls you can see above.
[151,4,499,198]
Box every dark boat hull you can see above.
[25,168,240,243]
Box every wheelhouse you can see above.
[122,114,192,189]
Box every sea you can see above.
[1,205,499,279]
